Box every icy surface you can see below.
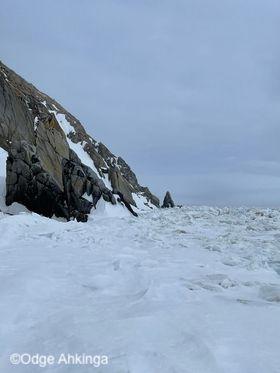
[0,207,280,372]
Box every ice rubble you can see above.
[0,206,280,372]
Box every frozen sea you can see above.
[0,205,280,372]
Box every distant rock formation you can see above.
[162,191,175,208]
[0,60,159,220]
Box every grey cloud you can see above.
[1,0,280,206]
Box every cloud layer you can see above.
[1,0,280,206]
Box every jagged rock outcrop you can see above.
[0,60,159,220]
[5,141,119,222]
[162,191,175,208]
[6,140,69,219]
[62,149,116,221]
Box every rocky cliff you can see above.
[0,61,159,221]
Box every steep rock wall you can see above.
[0,61,159,219]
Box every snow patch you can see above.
[93,197,130,218]
[132,192,154,211]
[51,112,103,179]
[53,113,74,136]
[34,116,39,130]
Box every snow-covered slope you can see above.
[0,207,279,372]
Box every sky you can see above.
[1,0,280,206]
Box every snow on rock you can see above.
[51,111,99,172]
[0,206,280,372]
[132,192,155,211]
[93,196,131,218]
[53,111,111,186]
[52,111,131,216]
[52,110,153,213]
[53,112,75,137]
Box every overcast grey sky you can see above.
[1,0,280,206]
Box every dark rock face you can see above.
[0,60,159,220]
[97,142,160,208]
[6,140,69,219]
[62,149,117,220]
[81,163,116,207]
[6,142,118,222]
[162,191,175,208]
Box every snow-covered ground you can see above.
[0,206,280,372]
[0,147,7,211]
